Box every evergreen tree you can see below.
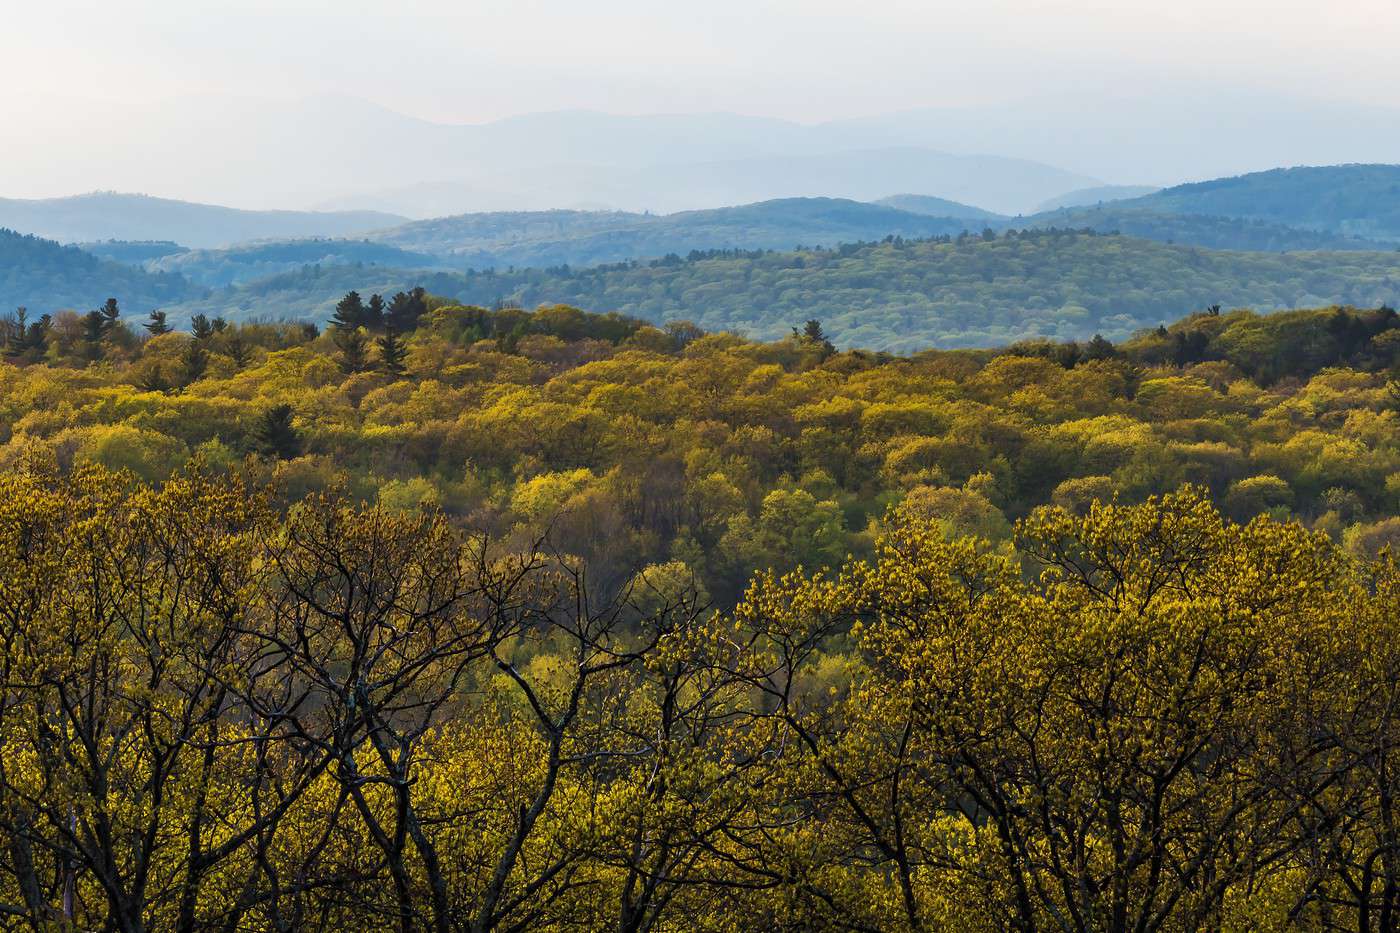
[144,310,171,336]
[211,316,228,333]
[376,327,408,377]
[82,310,107,362]
[5,308,28,360]
[365,293,386,330]
[190,313,214,342]
[796,318,835,357]
[334,328,369,374]
[224,330,251,368]
[253,403,301,459]
[26,314,50,355]
[387,287,428,332]
[332,291,366,330]
[1085,333,1116,360]
[179,339,208,385]
[99,298,121,332]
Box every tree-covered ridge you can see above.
[1021,204,1387,251]
[154,230,1400,350]
[75,239,189,265]
[144,238,446,287]
[367,197,980,268]
[0,227,202,315]
[1125,163,1400,241]
[872,192,1006,220]
[2,299,1396,608]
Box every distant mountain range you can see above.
[65,199,999,288]
[0,193,406,249]
[8,162,1400,351]
[16,93,1400,216]
[368,198,984,269]
[317,145,1096,218]
[7,95,1100,217]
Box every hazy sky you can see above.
[4,0,1400,209]
[6,0,1398,125]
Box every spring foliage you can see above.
[0,464,1395,930]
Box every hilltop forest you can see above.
[144,229,1400,351]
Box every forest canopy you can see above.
[0,291,1398,929]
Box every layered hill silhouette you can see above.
[0,193,406,249]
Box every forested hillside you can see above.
[2,297,1396,604]
[872,193,1004,219]
[145,238,445,287]
[1031,183,1160,211]
[76,239,189,264]
[1123,164,1400,241]
[0,227,201,314]
[0,296,1397,929]
[369,197,979,267]
[156,230,1400,350]
[1021,205,1386,251]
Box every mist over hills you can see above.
[0,193,405,249]
[9,96,1099,216]
[317,145,1095,217]
[1033,185,1162,213]
[15,92,1400,216]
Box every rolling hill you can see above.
[870,194,1004,221]
[1016,206,1385,252]
[156,230,1400,352]
[370,198,987,268]
[1116,165,1400,242]
[0,228,202,315]
[326,145,1097,217]
[1033,185,1161,212]
[0,193,407,248]
[144,239,446,288]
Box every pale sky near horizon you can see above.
[4,0,1400,207]
[4,0,1399,126]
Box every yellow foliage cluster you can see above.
[0,461,1394,930]
[1,308,1397,607]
